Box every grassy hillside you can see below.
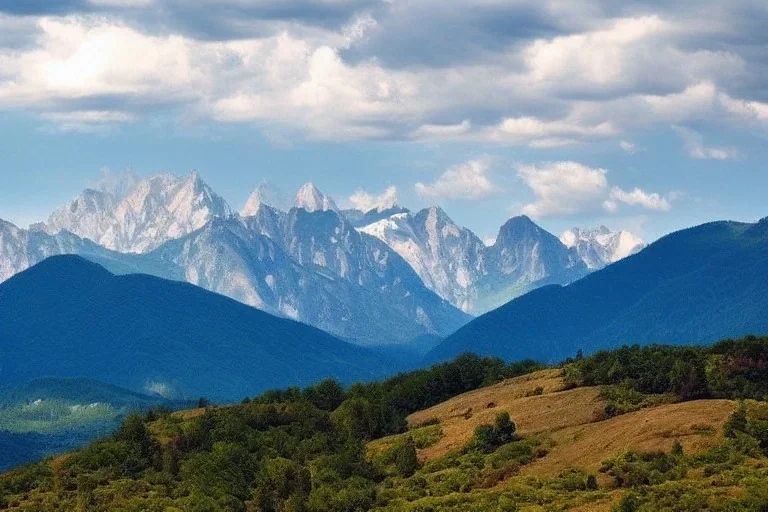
[1,338,767,511]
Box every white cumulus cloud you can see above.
[517,161,609,217]
[605,187,672,212]
[415,159,497,200]
[0,3,764,144]
[517,161,675,217]
[347,185,398,212]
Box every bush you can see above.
[600,450,687,488]
[393,437,419,477]
[525,386,544,397]
[616,492,640,512]
[725,402,749,438]
[470,412,517,453]
[409,424,443,449]
[558,469,592,491]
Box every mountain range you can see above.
[43,171,232,254]
[0,255,392,400]
[0,170,643,344]
[559,225,644,270]
[427,218,768,364]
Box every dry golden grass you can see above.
[523,399,737,477]
[401,367,737,478]
[406,369,606,460]
[172,407,207,420]
[563,494,621,512]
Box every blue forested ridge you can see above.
[0,255,392,400]
[427,218,768,364]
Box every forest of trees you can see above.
[1,338,767,511]
[563,335,768,401]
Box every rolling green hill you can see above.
[1,337,766,511]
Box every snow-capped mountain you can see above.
[2,209,467,345]
[44,171,232,253]
[560,226,644,270]
[477,215,588,312]
[358,210,589,315]
[148,201,470,345]
[241,182,290,217]
[294,182,339,213]
[359,206,486,313]
[1,171,646,346]
[0,220,91,282]
[0,219,180,284]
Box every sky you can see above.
[0,0,767,243]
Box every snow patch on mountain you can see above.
[360,211,589,314]
[44,171,232,253]
[560,226,644,269]
[241,182,289,217]
[295,182,339,213]
[360,207,486,313]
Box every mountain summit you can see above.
[241,182,289,217]
[294,182,339,213]
[359,210,588,314]
[44,171,232,253]
[427,219,768,364]
[560,226,644,269]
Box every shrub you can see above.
[616,492,640,512]
[600,450,687,488]
[409,424,443,449]
[724,402,749,438]
[525,386,544,397]
[599,384,677,419]
[558,469,592,491]
[393,437,419,477]
[470,412,517,453]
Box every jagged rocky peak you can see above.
[494,215,545,245]
[416,205,451,224]
[45,187,117,238]
[560,225,644,270]
[43,170,232,254]
[294,182,339,213]
[242,189,266,217]
[167,170,232,219]
[560,226,611,246]
[95,168,140,199]
[241,182,289,217]
[413,205,467,243]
